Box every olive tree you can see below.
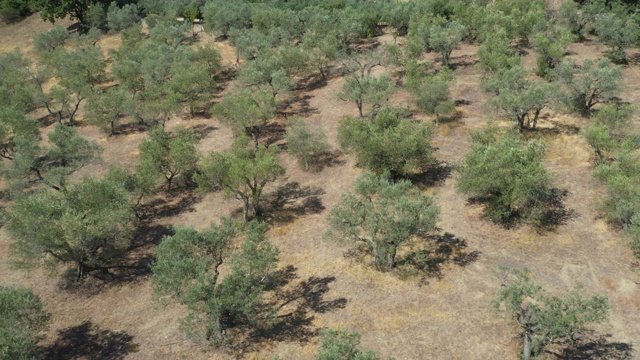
[0,286,50,360]
[6,124,102,193]
[338,106,436,179]
[202,0,251,38]
[338,73,395,119]
[196,136,285,222]
[594,11,638,64]
[32,0,107,28]
[428,20,466,68]
[8,175,135,281]
[531,25,575,77]
[152,219,279,342]
[338,52,395,118]
[593,151,640,230]
[212,88,276,149]
[0,106,38,161]
[408,69,455,122]
[553,58,622,117]
[32,36,107,124]
[456,127,554,225]
[494,267,609,360]
[85,87,133,135]
[476,28,521,77]
[286,118,330,171]
[582,104,634,165]
[487,66,557,131]
[0,50,37,113]
[137,125,199,192]
[327,172,439,272]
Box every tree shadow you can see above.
[263,122,288,147]
[191,124,218,140]
[450,56,479,70]
[407,161,453,189]
[113,121,148,136]
[466,188,574,231]
[232,266,347,356]
[38,321,138,360]
[309,150,347,172]
[262,182,325,224]
[436,110,465,126]
[535,189,577,233]
[557,331,634,360]
[59,224,173,294]
[454,99,472,106]
[280,94,319,118]
[138,191,202,222]
[396,232,480,284]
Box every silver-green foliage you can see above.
[152,220,278,342]
[327,172,439,272]
[137,125,199,192]
[552,58,622,117]
[196,136,285,222]
[494,267,609,360]
[7,175,135,281]
[0,286,50,360]
[338,106,436,179]
[286,118,330,171]
[456,127,553,225]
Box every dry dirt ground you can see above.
[1,14,639,360]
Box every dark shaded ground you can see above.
[39,321,138,360]
[557,331,634,360]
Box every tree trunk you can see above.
[386,247,396,272]
[523,329,532,360]
[242,200,249,223]
[517,115,525,132]
[76,262,85,282]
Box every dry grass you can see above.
[0,14,639,360]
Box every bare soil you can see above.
[0,15,638,360]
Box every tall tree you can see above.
[152,220,279,342]
[494,267,609,360]
[212,88,276,149]
[456,127,553,225]
[137,125,199,192]
[327,172,439,272]
[196,136,285,222]
[338,106,436,179]
[553,58,622,117]
[8,175,135,281]
[6,124,102,193]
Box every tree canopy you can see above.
[8,175,135,281]
[152,219,279,342]
[456,127,553,225]
[327,172,439,272]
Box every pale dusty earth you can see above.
[0,12,639,360]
